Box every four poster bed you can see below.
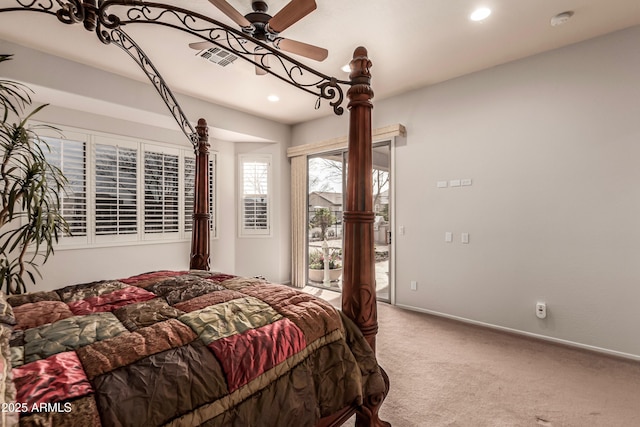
[0,1,389,426]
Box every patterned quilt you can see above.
[0,271,385,427]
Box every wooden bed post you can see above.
[342,47,377,352]
[342,46,390,427]
[190,118,211,270]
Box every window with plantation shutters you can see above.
[32,123,218,248]
[144,150,179,235]
[239,155,271,236]
[184,156,216,236]
[184,157,195,233]
[40,136,87,241]
[95,143,138,238]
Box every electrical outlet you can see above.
[410,281,418,291]
[536,302,547,319]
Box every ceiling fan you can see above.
[190,0,328,74]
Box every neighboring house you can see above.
[308,191,343,220]
[308,191,343,240]
[373,189,389,215]
[309,190,388,219]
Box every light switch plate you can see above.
[450,179,461,187]
[437,181,448,188]
[445,232,453,242]
[461,178,472,186]
[461,232,470,244]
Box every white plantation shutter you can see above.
[184,156,195,233]
[239,155,271,236]
[95,144,138,237]
[144,151,179,235]
[209,157,216,235]
[184,156,216,235]
[40,136,87,240]
[32,123,222,248]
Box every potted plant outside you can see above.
[308,247,342,283]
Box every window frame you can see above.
[30,123,217,250]
[142,144,181,241]
[37,128,90,247]
[238,154,272,238]
[93,135,140,245]
[184,155,217,239]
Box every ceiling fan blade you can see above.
[275,38,328,62]
[267,0,317,33]
[255,61,268,75]
[190,37,246,51]
[208,0,252,28]
[255,47,268,75]
[189,41,214,50]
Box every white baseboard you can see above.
[395,303,640,362]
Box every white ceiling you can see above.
[1,0,639,125]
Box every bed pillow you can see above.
[0,293,15,326]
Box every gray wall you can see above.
[1,40,292,288]
[292,26,640,359]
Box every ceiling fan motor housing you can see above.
[245,1,277,41]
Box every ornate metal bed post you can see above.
[190,118,211,270]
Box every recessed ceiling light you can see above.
[470,7,491,22]
[267,94,279,102]
[550,11,574,27]
[341,64,350,73]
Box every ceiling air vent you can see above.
[197,47,238,67]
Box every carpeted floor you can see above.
[303,287,640,427]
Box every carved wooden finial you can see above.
[195,118,210,155]
[349,46,371,82]
[196,118,209,140]
[348,47,374,109]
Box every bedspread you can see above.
[0,271,385,427]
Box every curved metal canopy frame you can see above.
[0,0,351,146]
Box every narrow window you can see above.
[239,155,271,236]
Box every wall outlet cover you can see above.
[536,302,547,319]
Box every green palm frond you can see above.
[0,54,68,294]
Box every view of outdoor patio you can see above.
[307,145,390,301]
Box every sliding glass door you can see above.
[372,142,391,302]
[307,152,345,290]
[306,142,391,302]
